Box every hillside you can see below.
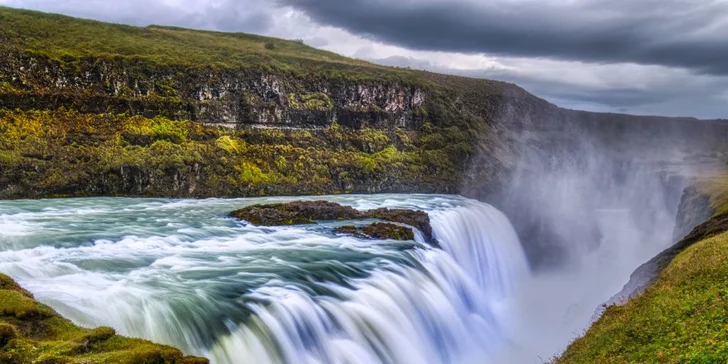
[0,6,517,199]
[3,6,728,201]
[557,213,728,363]
[4,6,728,364]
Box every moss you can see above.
[0,291,54,319]
[288,92,334,111]
[230,201,436,245]
[215,135,246,154]
[0,81,18,93]
[556,229,728,364]
[237,161,274,186]
[694,175,728,217]
[0,6,424,84]
[0,274,208,363]
[336,223,415,241]
[0,323,17,347]
[230,201,361,226]
[0,109,463,198]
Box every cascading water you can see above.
[0,195,530,364]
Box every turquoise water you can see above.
[0,195,529,364]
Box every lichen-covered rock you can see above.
[336,223,415,241]
[0,274,209,363]
[230,201,361,225]
[230,200,438,246]
[366,208,434,243]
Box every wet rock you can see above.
[229,201,360,226]
[366,208,433,244]
[230,200,438,246]
[335,223,415,241]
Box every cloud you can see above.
[371,54,728,118]
[279,0,728,76]
[3,0,727,118]
[3,0,275,33]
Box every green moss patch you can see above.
[230,200,437,245]
[0,274,208,363]
[0,109,466,198]
[694,175,728,217]
[336,223,415,241]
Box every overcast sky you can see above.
[2,0,727,119]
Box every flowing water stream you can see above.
[0,194,676,363]
[0,195,532,364]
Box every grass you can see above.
[694,175,728,216]
[557,230,728,363]
[0,6,423,83]
[0,274,207,363]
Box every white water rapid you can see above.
[0,195,531,364]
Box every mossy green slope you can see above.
[0,6,507,199]
[0,108,468,198]
[0,6,412,81]
[557,230,728,363]
[0,274,207,363]
[694,175,728,217]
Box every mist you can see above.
[471,97,728,361]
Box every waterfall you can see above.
[430,202,530,299]
[0,195,530,364]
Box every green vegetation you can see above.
[0,6,421,83]
[230,201,436,244]
[336,223,416,241]
[0,274,207,363]
[695,175,728,216]
[288,93,334,111]
[0,109,467,198]
[557,230,728,363]
[0,6,501,198]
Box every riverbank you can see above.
[0,274,207,363]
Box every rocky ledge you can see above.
[604,212,728,308]
[0,274,207,364]
[229,200,437,246]
[335,223,415,241]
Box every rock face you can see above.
[673,185,715,242]
[1,53,428,130]
[603,210,728,310]
[230,201,361,225]
[336,223,416,241]
[4,8,728,206]
[230,200,436,245]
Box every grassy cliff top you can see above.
[0,6,514,91]
[557,224,728,363]
[695,175,728,217]
[0,6,419,81]
[0,274,207,363]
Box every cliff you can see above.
[2,7,728,202]
[0,7,506,198]
[557,214,728,363]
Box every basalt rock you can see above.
[230,200,437,246]
[230,201,361,226]
[335,223,415,241]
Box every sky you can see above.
[2,0,727,119]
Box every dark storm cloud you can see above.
[280,0,728,75]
